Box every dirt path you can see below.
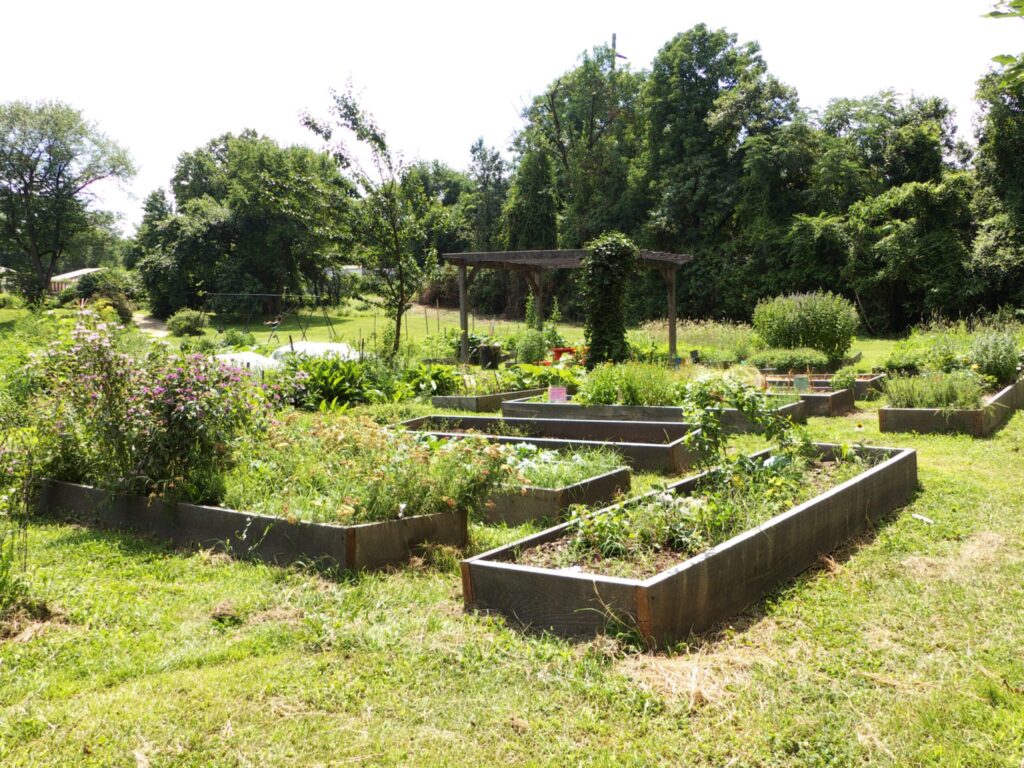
[132,312,170,338]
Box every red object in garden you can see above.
[550,346,577,362]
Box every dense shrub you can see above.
[167,309,207,336]
[748,347,830,371]
[884,371,986,409]
[970,332,1019,385]
[178,337,219,354]
[752,292,859,359]
[0,293,23,309]
[515,330,549,364]
[221,328,256,348]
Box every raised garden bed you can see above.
[400,415,701,473]
[36,479,467,571]
[500,395,807,433]
[461,443,917,647]
[431,387,547,412]
[764,372,885,400]
[878,379,1024,437]
[763,386,855,417]
[486,466,631,526]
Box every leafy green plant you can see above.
[503,363,580,391]
[830,366,859,393]
[581,232,637,367]
[752,292,859,359]
[748,347,830,371]
[515,330,549,364]
[404,363,460,397]
[496,444,623,491]
[220,328,256,348]
[970,332,1019,385]
[575,362,681,406]
[167,309,207,337]
[883,371,987,409]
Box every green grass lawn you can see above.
[4,401,1024,765]
[183,302,586,352]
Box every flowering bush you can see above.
[30,312,268,501]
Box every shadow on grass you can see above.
[31,513,367,586]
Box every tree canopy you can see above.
[0,101,133,299]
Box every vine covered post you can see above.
[581,232,638,368]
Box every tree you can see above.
[462,138,509,251]
[0,101,134,299]
[641,25,798,317]
[304,88,434,353]
[988,1,1024,89]
[517,43,645,247]
[133,132,352,317]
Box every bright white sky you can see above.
[3,0,1020,232]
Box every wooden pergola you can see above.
[442,249,694,363]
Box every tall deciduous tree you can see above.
[304,88,433,353]
[0,101,134,299]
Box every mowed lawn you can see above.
[3,393,1024,765]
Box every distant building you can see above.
[49,267,103,294]
[0,266,13,291]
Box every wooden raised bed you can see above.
[764,372,885,400]
[486,466,631,526]
[36,479,467,571]
[461,443,917,647]
[764,387,855,417]
[400,415,701,473]
[500,395,807,433]
[878,379,1024,437]
[431,387,547,412]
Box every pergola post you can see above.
[661,266,678,362]
[457,262,469,362]
[524,270,544,330]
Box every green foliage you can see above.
[0,100,134,300]
[223,413,506,523]
[884,371,987,409]
[221,328,256,348]
[501,362,580,391]
[404,363,460,397]
[515,330,549,364]
[26,313,267,500]
[752,292,859,359]
[575,362,680,407]
[564,448,874,573]
[167,309,207,337]
[830,366,859,393]
[969,331,1020,384]
[883,321,1023,382]
[581,232,637,367]
[497,444,622,491]
[747,347,830,372]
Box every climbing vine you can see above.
[581,232,637,368]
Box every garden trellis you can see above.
[441,249,693,363]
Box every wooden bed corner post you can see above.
[458,262,470,363]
